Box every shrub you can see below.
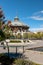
[14,59,40,65]
[23,40,26,43]
[0,53,14,65]
[10,40,21,43]
[15,59,29,65]
[0,30,5,41]
[27,40,29,42]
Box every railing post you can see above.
[16,46,17,54]
[23,46,24,53]
[6,42,9,58]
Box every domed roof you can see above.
[11,16,29,27]
[14,16,19,21]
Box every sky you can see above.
[0,0,43,32]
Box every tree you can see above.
[0,7,5,30]
[36,32,43,39]
[0,30,5,41]
[23,33,28,39]
[17,33,22,39]
[3,24,12,39]
[0,7,6,41]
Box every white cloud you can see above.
[30,16,43,20]
[29,10,43,20]
[22,10,43,20]
[40,24,43,27]
[40,10,43,13]
[29,28,43,32]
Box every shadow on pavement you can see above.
[0,53,24,65]
[5,52,23,58]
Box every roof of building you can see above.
[11,16,29,27]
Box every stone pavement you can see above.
[0,40,43,65]
[24,50,43,65]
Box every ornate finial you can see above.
[14,10,19,21]
[14,16,19,21]
[16,9,18,17]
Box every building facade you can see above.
[8,16,29,36]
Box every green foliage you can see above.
[14,59,40,65]
[23,40,26,42]
[3,25,13,39]
[0,53,14,65]
[28,32,43,40]
[23,33,28,39]
[0,8,5,30]
[17,33,22,39]
[5,33,11,39]
[0,30,5,41]
[15,59,29,65]
[10,40,21,43]
[0,54,40,65]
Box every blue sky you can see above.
[0,0,43,32]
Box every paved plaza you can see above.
[0,40,43,64]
